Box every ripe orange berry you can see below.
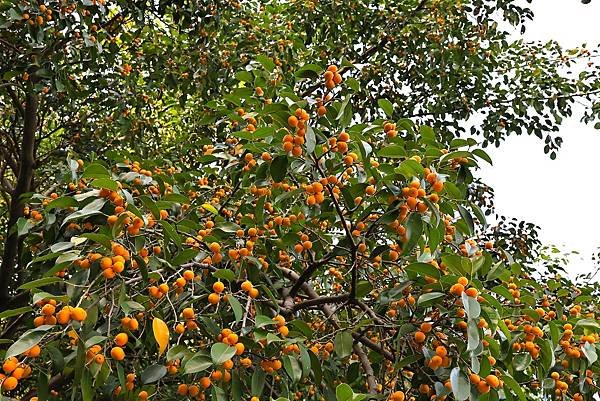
[3,357,18,374]
[485,375,500,388]
[465,287,478,298]
[177,384,188,395]
[450,283,465,296]
[114,333,128,347]
[182,307,195,319]
[288,115,299,127]
[94,354,106,364]
[56,306,71,325]
[110,347,125,361]
[41,303,55,316]
[420,322,432,333]
[213,281,225,293]
[457,276,469,286]
[414,331,426,343]
[71,307,87,322]
[200,377,211,389]
[2,376,18,391]
[241,280,253,292]
[208,293,220,305]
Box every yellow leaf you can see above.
[201,203,218,215]
[152,317,169,356]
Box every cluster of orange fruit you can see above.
[32,299,87,327]
[283,107,310,158]
[1,348,38,391]
[323,65,342,90]
[21,4,53,26]
[96,242,131,279]
[293,233,313,254]
[383,122,398,139]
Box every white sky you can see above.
[478,0,600,276]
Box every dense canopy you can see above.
[1,1,600,401]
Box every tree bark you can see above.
[0,91,37,310]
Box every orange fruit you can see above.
[241,280,253,292]
[110,347,125,361]
[2,376,18,391]
[71,307,87,322]
[41,303,55,316]
[208,293,220,305]
[114,333,128,347]
[213,281,225,293]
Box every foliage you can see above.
[1,0,600,400]
[0,61,599,401]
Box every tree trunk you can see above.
[0,91,37,310]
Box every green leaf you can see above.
[377,98,394,117]
[141,364,167,384]
[228,296,243,323]
[334,331,353,359]
[583,342,597,364]
[450,367,470,401]
[336,383,353,401]
[159,220,182,250]
[255,315,276,328]
[0,306,32,320]
[139,195,161,219]
[420,125,436,141]
[282,355,302,383]
[295,64,323,79]
[473,148,493,165]
[396,159,424,178]
[270,155,288,182]
[5,325,52,358]
[18,277,62,290]
[201,203,219,215]
[461,292,481,319]
[403,213,423,255]
[457,205,474,236]
[500,371,526,401]
[575,318,600,330]
[377,145,406,158]
[405,262,441,279]
[467,319,480,352]
[213,269,236,281]
[171,249,199,265]
[251,368,266,396]
[45,196,78,211]
[62,198,106,226]
[210,343,237,365]
[82,163,110,179]
[417,292,445,306]
[16,217,35,236]
[81,370,93,401]
[256,55,276,71]
[305,126,316,153]
[90,178,119,191]
[184,354,213,374]
[78,233,112,249]
[513,353,532,371]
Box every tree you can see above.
[2,0,599,308]
[0,60,599,401]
